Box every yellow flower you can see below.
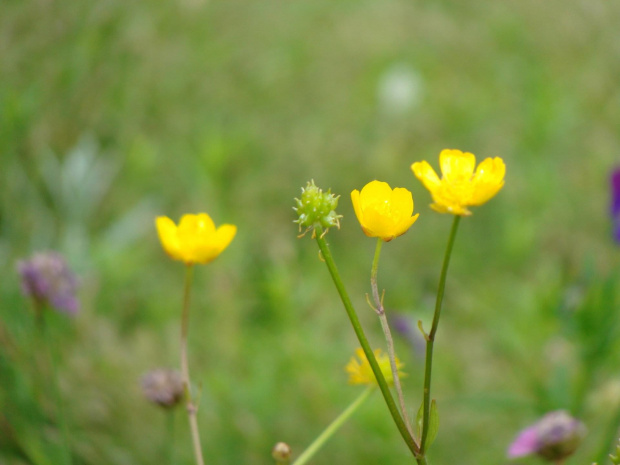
[156,213,237,265]
[411,149,506,215]
[346,348,405,386]
[351,181,419,242]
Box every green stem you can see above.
[180,265,206,465]
[314,230,422,462]
[371,238,414,438]
[293,387,374,465]
[40,308,73,465]
[419,215,460,456]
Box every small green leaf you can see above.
[416,399,439,450]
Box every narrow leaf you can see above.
[415,399,439,450]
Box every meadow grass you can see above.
[1,0,620,463]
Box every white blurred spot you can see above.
[377,64,423,116]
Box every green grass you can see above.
[2,0,620,463]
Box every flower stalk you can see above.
[293,386,374,465]
[314,229,423,461]
[419,215,460,456]
[180,265,205,465]
[370,237,415,439]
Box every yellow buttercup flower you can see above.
[351,181,419,242]
[411,149,505,215]
[156,213,237,265]
[346,348,405,386]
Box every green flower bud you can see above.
[294,180,342,237]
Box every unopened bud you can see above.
[141,368,184,409]
[271,442,292,464]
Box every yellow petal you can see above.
[156,213,236,265]
[191,224,236,264]
[351,189,364,225]
[351,189,378,237]
[362,207,392,239]
[439,149,476,183]
[178,213,215,235]
[360,180,393,207]
[356,182,390,238]
[156,216,183,261]
[393,213,420,239]
[470,157,506,205]
[194,213,216,234]
[351,181,418,240]
[390,187,414,219]
[411,161,441,192]
[214,224,237,255]
[345,347,404,386]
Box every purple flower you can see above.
[508,410,586,462]
[17,252,79,315]
[508,425,539,457]
[611,168,620,242]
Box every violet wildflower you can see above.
[141,368,184,409]
[611,168,620,242]
[508,410,586,462]
[17,252,79,315]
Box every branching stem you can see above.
[314,230,424,463]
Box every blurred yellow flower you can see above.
[346,348,405,386]
[156,213,237,265]
[351,181,419,242]
[411,149,505,215]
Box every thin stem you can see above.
[293,387,374,465]
[40,308,73,465]
[419,215,460,456]
[180,265,205,465]
[371,238,415,439]
[314,230,423,462]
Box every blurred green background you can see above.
[2,0,620,463]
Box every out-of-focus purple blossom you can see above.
[141,368,184,409]
[17,252,79,315]
[508,425,539,457]
[611,168,620,242]
[507,410,586,462]
[390,313,425,358]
